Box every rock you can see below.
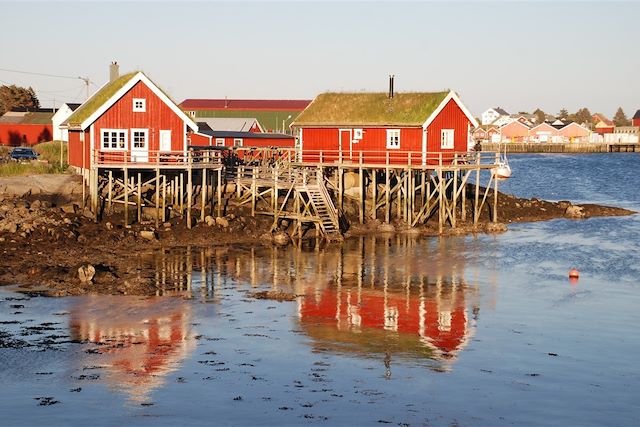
[565,205,585,219]
[77,234,87,243]
[378,223,396,233]
[30,200,42,210]
[78,264,95,283]
[60,204,77,214]
[63,217,72,225]
[228,213,236,220]
[204,215,215,226]
[272,229,291,246]
[557,200,572,210]
[15,200,29,209]
[105,222,113,230]
[139,230,157,240]
[0,221,18,234]
[82,209,95,220]
[163,222,172,228]
[486,222,508,233]
[215,217,229,228]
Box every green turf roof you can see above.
[293,91,449,127]
[64,72,139,127]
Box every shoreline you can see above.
[0,185,635,297]
[482,142,640,153]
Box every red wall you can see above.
[298,99,472,165]
[211,136,295,148]
[68,129,90,168]
[0,124,53,146]
[632,118,640,127]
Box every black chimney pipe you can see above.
[391,74,394,98]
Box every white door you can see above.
[131,129,149,162]
[159,130,172,152]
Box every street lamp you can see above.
[282,115,292,134]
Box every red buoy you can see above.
[568,268,579,279]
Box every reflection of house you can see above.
[69,295,193,402]
[298,279,476,365]
[0,108,54,146]
[51,103,81,142]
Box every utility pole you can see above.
[79,77,91,100]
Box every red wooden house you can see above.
[291,91,478,165]
[0,109,54,146]
[632,110,640,127]
[63,69,205,172]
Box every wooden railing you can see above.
[93,148,224,167]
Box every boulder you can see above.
[272,229,291,246]
[139,230,157,241]
[215,216,229,228]
[378,223,396,233]
[60,204,77,214]
[486,222,508,233]
[78,264,96,283]
[204,215,215,226]
[565,205,585,219]
[557,200,572,210]
[105,222,113,230]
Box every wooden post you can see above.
[251,170,256,217]
[137,172,142,223]
[179,173,184,216]
[474,156,480,224]
[217,169,222,217]
[461,171,467,222]
[201,168,207,222]
[338,167,344,211]
[107,170,113,212]
[359,153,364,224]
[493,173,499,223]
[155,168,160,228]
[187,162,193,229]
[385,167,390,223]
[452,168,458,228]
[371,169,377,221]
[162,175,167,223]
[438,169,444,234]
[408,170,413,226]
[123,167,129,227]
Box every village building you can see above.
[63,64,205,174]
[292,90,478,165]
[481,107,509,126]
[179,98,311,133]
[498,120,530,143]
[594,118,615,135]
[529,122,562,143]
[195,124,295,148]
[51,103,81,142]
[559,122,591,143]
[0,108,54,146]
[195,117,264,133]
[632,110,640,127]
[472,125,500,143]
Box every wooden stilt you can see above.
[187,165,193,229]
[137,172,142,223]
[162,175,167,223]
[438,169,444,234]
[123,167,129,227]
[359,164,364,224]
[107,170,113,212]
[179,173,184,216]
[493,173,499,223]
[371,169,377,220]
[217,169,222,217]
[201,168,207,222]
[385,167,390,223]
[155,168,160,228]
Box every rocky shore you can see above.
[0,174,634,297]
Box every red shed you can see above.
[632,110,640,127]
[0,109,54,146]
[291,90,478,165]
[63,70,205,172]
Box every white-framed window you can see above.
[353,128,363,140]
[233,138,243,147]
[133,98,146,112]
[441,129,454,149]
[215,138,225,147]
[386,129,400,149]
[131,129,148,149]
[101,129,127,150]
[188,110,196,118]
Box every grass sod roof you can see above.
[64,72,139,127]
[293,91,449,127]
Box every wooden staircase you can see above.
[303,184,341,238]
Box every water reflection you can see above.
[69,296,194,403]
[144,235,492,371]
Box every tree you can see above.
[613,107,630,126]
[575,108,593,126]
[533,108,546,124]
[557,108,569,121]
[0,85,40,116]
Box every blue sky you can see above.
[1,1,639,118]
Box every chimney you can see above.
[388,74,395,99]
[109,61,119,82]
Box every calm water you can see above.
[1,153,639,426]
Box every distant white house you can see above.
[51,103,81,141]
[481,107,509,126]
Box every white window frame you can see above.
[215,138,225,147]
[353,128,363,140]
[131,128,149,149]
[159,130,172,152]
[386,129,400,149]
[100,129,128,150]
[233,138,243,147]
[441,129,454,149]
[133,98,146,112]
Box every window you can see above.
[233,138,243,147]
[101,129,127,150]
[133,98,146,112]
[215,138,225,147]
[441,129,454,149]
[131,129,148,149]
[386,129,400,149]
[353,129,363,140]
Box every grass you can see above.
[0,141,69,176]
[294,91,449,126]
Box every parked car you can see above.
[10,147,39,161]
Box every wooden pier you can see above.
[87,147,501,238]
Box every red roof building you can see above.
[292,90,478,165]
[0,109,54,146]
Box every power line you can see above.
[0,67,84,81]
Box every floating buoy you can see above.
[568,268,580,279]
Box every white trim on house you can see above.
[422,91,479,130]
[215,138,225,147]
[421,128,427,165]
[133,98,146,112]
[100,128,128,150]
[80,72,198,132]
[131,128,149,162]
[233,138,243,147]
[441,129,454,149]
[386,129,401,149]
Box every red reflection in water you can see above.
[69,296,193,402]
